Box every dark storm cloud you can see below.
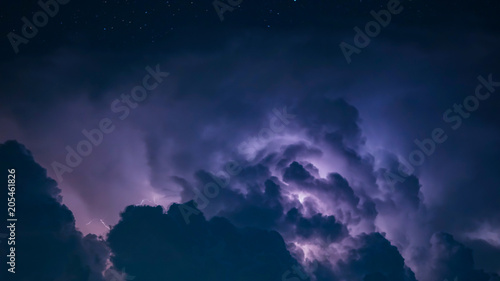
[3,133,494,281]
[377,152,423,209]
[171,133,422,280]
[283,161,314,183]
[192,166,283,229]
[419,232,500,281]
[163,81,499,280]
[175,135,375,232]
[280,160,376,227]
[285,208,347,244]
[0,141,109,281]
[0,5,499,279]
[462,238,500,276]
[336,233,417,281]
[107,202,299,281]
[108,201,423,281]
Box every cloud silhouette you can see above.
[0,141,109,281]
[107,201,299,281]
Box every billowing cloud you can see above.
[107,202,299,281]
[0,141,109,281]
[0,12,499,280]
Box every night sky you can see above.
[1,0,500,281]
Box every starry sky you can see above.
[1,0,500,281]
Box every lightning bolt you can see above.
[100,219,111,230]
[137,199,155,205]
[86,218,110,230]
